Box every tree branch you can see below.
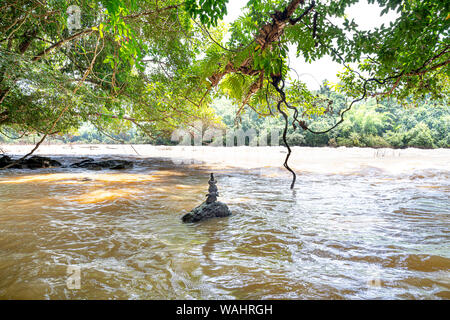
[31,28,94,62]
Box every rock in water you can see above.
[70,159,133,170]
[0,155,61,169]
[0,155,12,168]
[182,173,231,223]
[25,156,62,169]
[182,201,231,223]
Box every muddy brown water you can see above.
[0,145,449,299]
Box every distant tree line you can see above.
[1,85,448,149]
[211,85,449,149]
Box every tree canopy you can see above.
[0,0,448,185]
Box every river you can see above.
[0,145,449,299]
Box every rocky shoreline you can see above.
[0,155,133,170]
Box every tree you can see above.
[0,0,222,140]
[405,122,435,148]
[0,0,448,186]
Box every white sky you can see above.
[224,0,399,90]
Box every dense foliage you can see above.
[212,84,449,149]
[0,0,223,140]
[3,83,447,149]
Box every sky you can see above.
[223,0,399,90]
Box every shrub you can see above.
[405,123,435,148]
[286,132,305,146]
[336,137,354,147]
[361,134,390,148]
[328,138,337,147]
[384,131,405,148]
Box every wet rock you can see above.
[182,173,231,223]
[0,155,61,169]
[181,201,231,223]
[25,156,62,169]
[0,155,12,168]
[70,159,133,170]
[206,173,218,204]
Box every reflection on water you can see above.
[0,145,449,299]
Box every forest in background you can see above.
[2,83,448,149]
